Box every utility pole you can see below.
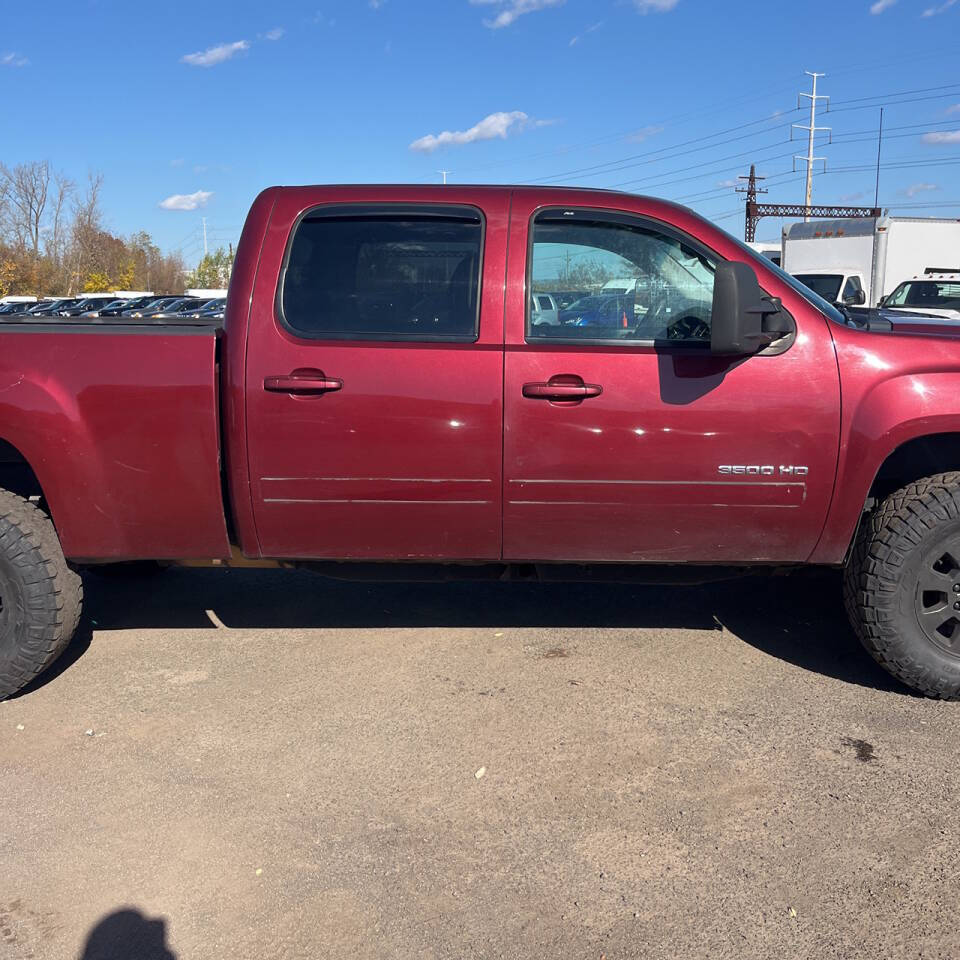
[874,107,884,209]
[792,71,831,222]
[437,170,450,185]
[737,164,767,243]
[201,217,208,257]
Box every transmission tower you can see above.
[792,71,831,222]
[737,165,767,242]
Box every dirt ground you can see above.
[1,566,958,960]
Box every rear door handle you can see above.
[264,372,343,395]
[522,378,602,402]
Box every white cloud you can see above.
[839,192,866,202]
[904,182,939,197]
[1,52,29,67]
[159,190,213,211]
[264,27,285,40]
[470,0,564,29]
[922,0,957,14]
[410,111,530,152]
[922,129,960,143]
[626,125,664,144]
[633,0,681,12]
[717,179,739,188]
[947,104,960,114]
[869,0,896,13]
[181,40,249,67]
[370,0,386,7]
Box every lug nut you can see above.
[955,602,960,611]
[954,584,960,593]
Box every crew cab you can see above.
[3,184,960,700]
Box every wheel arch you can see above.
[0,437,47,505]
[868,432,960,504]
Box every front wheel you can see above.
[844,472,960,699]
[0,490,83,700]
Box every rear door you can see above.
[245,188,508,560]
[502,192,841,563]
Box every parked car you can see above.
[0,296,37,313]
[27,298,82,316]
[59,296,122,317]
[100,296,156,317]
[5,184,960,702]
[78,299,130,318]
[880,274,960,321]
[530,293,560,326]
[194,297,226,320]
[122,296,184,318]
[149,298,209,319]
[559,293,635,329]
[550,290,587,310]
[0,302,35,316]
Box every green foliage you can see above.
[186,247,233,289]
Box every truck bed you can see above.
[0,321,230,560]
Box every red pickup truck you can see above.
[2,185,960,700]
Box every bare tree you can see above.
[68,173,104,294]
[45,173,74,269]
[0,161,50,257]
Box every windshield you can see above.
[885,280,960,310]
[793,274,843,302]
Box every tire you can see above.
[0,490,83,700]
[844,471,960,699]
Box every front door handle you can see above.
[264,370,343,395]
[522,376,603,402]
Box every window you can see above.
[537,296,553,310]
[886,280,960,310]
[280,205,483,341]
[527,210,717,343]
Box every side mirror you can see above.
[710,261,781,355]
[844,288,866,306]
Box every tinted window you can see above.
[528,212,716,343]
[887,281,960,310]
[281,206,483,341]
[793,274,843,301]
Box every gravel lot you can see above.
[1,565,958,960]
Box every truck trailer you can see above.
[781,216,960,306]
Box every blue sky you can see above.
[2,0,959,262]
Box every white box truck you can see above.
[781,216,960,307]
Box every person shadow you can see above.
[79,909,176,960]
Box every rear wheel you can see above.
[0,490,82,700]
[844,472,960,699]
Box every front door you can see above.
[245,191,508,560]
[502,193,841,563]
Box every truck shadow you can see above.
[20,565,910,698]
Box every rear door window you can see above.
[279,205,483,342]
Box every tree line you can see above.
[0,160,227,297]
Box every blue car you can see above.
[559,294,634,328]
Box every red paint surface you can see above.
[0,330,229,559]
[5,184,960,566]
[241,186,509,559]
[502,189,841,562]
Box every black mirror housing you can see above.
[710,261,780,356]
